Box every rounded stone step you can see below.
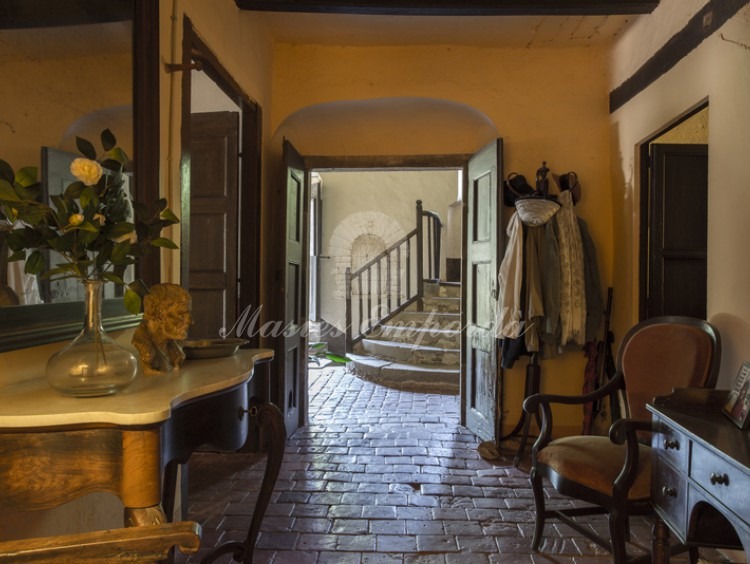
[356,338,460,367]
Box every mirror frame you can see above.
[0,0,161,353]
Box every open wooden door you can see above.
[462,139,503,442]
[275,140,309,437]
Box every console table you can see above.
[0,348,285,563]
[648,389,750,562]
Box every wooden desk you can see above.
[0,348,285,562]
[648,389,750,562]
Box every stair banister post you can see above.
[345,267,352,352]
[416,200,424,312]
[434,218,441,281]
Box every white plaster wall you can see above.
[318,170,458,331]
[609,1,750,388]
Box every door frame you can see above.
[637,100,708,320]
[281,153,471,426]
[180,18,263,345]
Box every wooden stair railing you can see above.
[345,200,442,351]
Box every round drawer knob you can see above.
[661,486,677,498]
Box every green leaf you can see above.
[325,353,351,364]
[64,181,86,200]
[103,222,135,239]
[17,205,50,226]
[77,221,100,233]
[110,240,131,264]
[124,287,142,315]
[76,136,97,160]
[7,250,25,262]
[101,129,117,152]
[0,160,14,184]
[0,178,22,202]
[80,186,99,210]
[160,208,180,224]
[150,237,178,249]
[24,250,45,275]
[101,272,125,285]
[16,166,38,187]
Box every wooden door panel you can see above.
[276,140,308,437]
[188,112,239,339]
[648,144,707,319]
[463,139,503,442]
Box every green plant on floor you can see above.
[308,341,350,365]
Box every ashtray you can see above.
[180,338,249,360]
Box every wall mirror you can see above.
[0,0,160,352]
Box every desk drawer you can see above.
[652,417,688,470]
[690,441,750,522]
[652,456,687,538]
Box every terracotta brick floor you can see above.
[176,366,725,563]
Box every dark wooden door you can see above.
[646,143,708,319]
[463,139,503,442]
[276,140,309,437]
[188,111,239,338]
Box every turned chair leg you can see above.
[530,469,546,551]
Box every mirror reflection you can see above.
[0,0,133,307]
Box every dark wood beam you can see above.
[0,0,132,29]
[609,0,750,112]
[234,0,659,16]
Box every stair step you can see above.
[423,282,461,299]
[369,324,460,348]
[408,296,461,313]
[356,338,460,367]
[349,354,459,395]
[390,310,461,330]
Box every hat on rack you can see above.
[503,173,535,207]
[554,171,581,204]
[515,196,560,227]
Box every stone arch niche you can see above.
[328,211,406,301]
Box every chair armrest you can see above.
[0,521,201,563]
[607,418,653,500]
[523,372,624,456]
[523,371,624,414]
[608,418,654,445]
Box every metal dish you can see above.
[180,338,249,360]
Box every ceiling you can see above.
[258,12,639,48]
[239,0,654,47]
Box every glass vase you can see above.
[46,279,138,397]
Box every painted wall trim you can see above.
[609,0,750,113]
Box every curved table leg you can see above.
[200,402,286,564]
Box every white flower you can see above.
[70,158,103,186]
[68,213,84,227]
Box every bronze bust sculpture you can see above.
[132,283,192,374]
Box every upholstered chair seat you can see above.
[539,436,651,500]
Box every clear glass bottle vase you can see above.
[46,279,138,397]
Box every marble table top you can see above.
[0,348,274,429]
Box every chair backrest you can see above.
[617,316,721,421]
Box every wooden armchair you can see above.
[523,316,721,563]
[0,521,201,563]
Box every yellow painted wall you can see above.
[272,42,615,434]
[608,0,750,390]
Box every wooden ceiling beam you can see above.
[233,0,659,16]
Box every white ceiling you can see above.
[259,13,638,48]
